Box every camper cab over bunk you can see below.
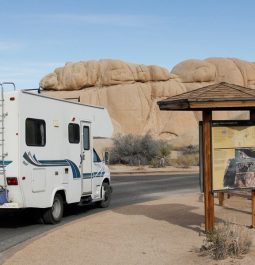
[0,85,113,224]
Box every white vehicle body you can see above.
[0,88,113,221]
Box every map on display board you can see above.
[212,121,255,191]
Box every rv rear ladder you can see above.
[0,82,15,186]
[0,84,6,184]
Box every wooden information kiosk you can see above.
[158,82,255,231]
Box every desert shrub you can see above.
[110,133,158,165]
[154,141,172,167]
[200,222,252,260]
[109,133,172,166]
[171,153,199,168]
[159,142,171,158]
[150,158,161,168]
[181,144,199,155]
[169,144,199,168]
[139,133,160,162]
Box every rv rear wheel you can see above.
[42,194,64,224]
[96,182,112,208]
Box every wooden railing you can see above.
[217,190,255,227]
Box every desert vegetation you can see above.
[200,222,252,260]
[109,134,199,168]
[170,144,199,168]
[109,133,171,167]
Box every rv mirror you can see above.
[104,151,109,164]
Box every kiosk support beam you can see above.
[250,109,255,228]
[202,110,214,232]
[252,191,255,228]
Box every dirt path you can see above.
[1,193,255,265]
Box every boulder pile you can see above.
[40,58,255,146]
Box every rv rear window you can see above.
[68,123,80,143]
[26,118,46,146]
[83,126,90,150]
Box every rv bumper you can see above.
[0,202,20,209]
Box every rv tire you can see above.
[42,194,64,224]
[96,182,112,208]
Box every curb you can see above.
[111,170,199,176]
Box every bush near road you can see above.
[109,134,199,168]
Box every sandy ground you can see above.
[1,192,255,265]
[109,165,199,175]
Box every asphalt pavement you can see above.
[0,173,199,254]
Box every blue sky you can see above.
[1,0,255,89]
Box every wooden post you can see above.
[202,110,214,232]
[250,109,255,228]
[252,191,255,228]
[250,109,255,121]
[218,192,224,206]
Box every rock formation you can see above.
[171,58,255,120]
[40,58,255,146]
[171,58,255,91]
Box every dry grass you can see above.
[170,153,199,168]
[200,222,252,260]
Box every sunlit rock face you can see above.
[40,58,255,146]
[171,57,255,121]
[171,57,255,90]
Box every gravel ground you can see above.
[1,193,255,265]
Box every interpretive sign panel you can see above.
[212,121,255,191]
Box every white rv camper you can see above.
[0,84,113,224]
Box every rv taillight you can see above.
[10,97,15,101]
[7,177,18,185]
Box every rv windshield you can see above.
[93,149,101,163]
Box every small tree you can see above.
[158,142,172,167]
[109,133,169,166]
[110,133,171,167]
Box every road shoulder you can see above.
[2,193,255,265]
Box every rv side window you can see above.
[26,118,46,146]
[93,149,101,163]
[83,126,90,150]
[68,123,80,143]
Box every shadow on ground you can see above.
[114,203,222,233]
[0,204,96,228]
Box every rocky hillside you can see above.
[40,58,255,146]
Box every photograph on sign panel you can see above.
[223,148,255,189]
[212,122,255,190]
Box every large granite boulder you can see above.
[40,59,171,90]
[40,59,198,146]
[171,57,255,91]
[171,57,255,120]
[40,57,255,147]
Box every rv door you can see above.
[80,121,92,195]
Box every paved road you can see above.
[111,173,199,208]
[0,173,199,253]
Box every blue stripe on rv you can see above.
[83,172,105,179]
[66,159,81,178]
[0,161,12,167]
[23,152,81,179]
